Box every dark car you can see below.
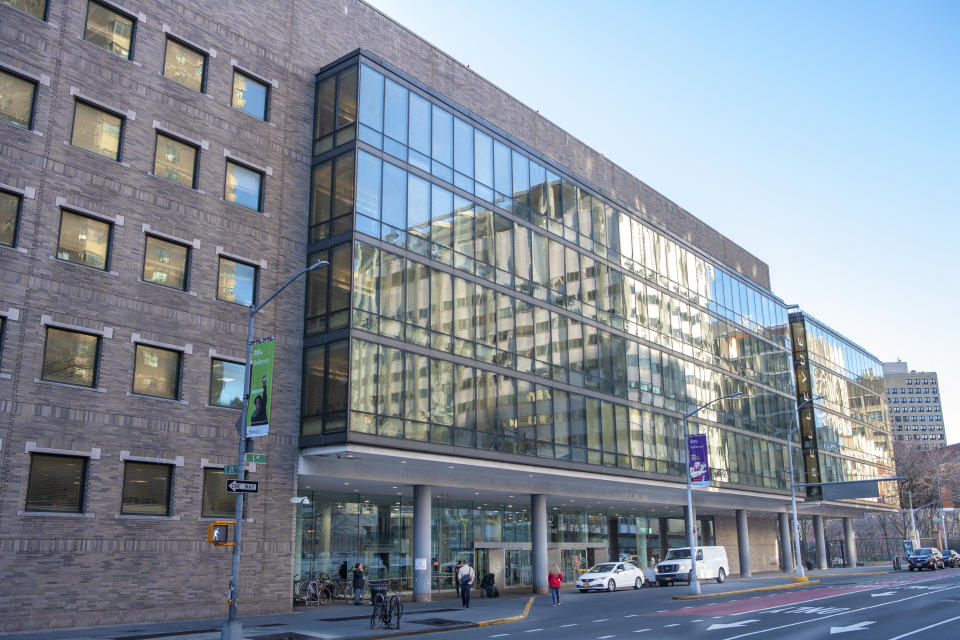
[907,547,944,571]
[942,550,960,568]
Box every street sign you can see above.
[224,464,239,475]
[226,480,259,493]
[245,453,266,464]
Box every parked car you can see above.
[576,562,644,592]
[655,546,729,586]
[941,550,960,568]
[906,547,944,571]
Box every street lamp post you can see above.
[221,260,328,640]
[786,395,823,582]
[683,391,742,596]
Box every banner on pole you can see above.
[246,337,275,438]
[688,434,711,487]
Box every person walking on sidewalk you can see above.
[457,560,475,608]
[548,564,563,606]
[454,559,463,598]
[352,563,365,605]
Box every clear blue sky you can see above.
[366,0,960,443]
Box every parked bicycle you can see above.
[326,577,353,599]
[304,580,332,606]
[293,572,322,602]
[370,592,402,629]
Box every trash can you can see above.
[806,561,814,570]
[369,580,387,605]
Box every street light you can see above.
[221,259,328,640]
[786,394,823,582]
[683,391,742,595]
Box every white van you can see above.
[654,546,729,586]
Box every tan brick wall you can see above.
[715,513,782,576]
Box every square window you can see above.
[202,467,235,518]
[121,461,172,516]
[2,0,47,18]
[0,189,21,246]
[153,133,198,187]
[232,70,269,120]
[0,69,36,128]
[224,160,263,211]
[163,38,206,92]
[132,343,182,399]
[57,209,111,269]
[42,327,99,387]
[84,1,134,59]
[210,358,244,408]
[217,256,257,306]
[143,236,189,290]
[71,101,123,160]
[25,453,87,512]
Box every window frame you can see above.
[83,0,137,60]
[120,461,173,516]
[0,188,23,248]
[131,342,183,400]
[1,0,48,21]
[224,159,264,212]
[0,68,38,129]
[231,68,270,122]
[162,36,208,93]
[216,255,259,307]
[40,325,101,388]
[201,467,236,518]
[56,208,113,271]
[152,131,199,188]
[70,99,125,161]
[209,357,245,408]
[24,453,89,513]
[142,234,190,291]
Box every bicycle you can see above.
[304,580,332,606]
[293,572,322,602]
[370,592,402,629]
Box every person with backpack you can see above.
[456,560,475,607]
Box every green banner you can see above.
[246,338,275,438]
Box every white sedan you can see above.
[576,562,644,592]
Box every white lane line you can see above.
[489,635,509,638]
[524,629,543,633]
[624,614,639,618]
[692,619,703,622]
[559,624,578,628]
[593,619,609,622]
[887,615,960,640]
[598,635,615,639]
[664,624,680,627]
[720,585,960,640]
[632,630,651,634]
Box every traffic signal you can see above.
[208,521,235,546]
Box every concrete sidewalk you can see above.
[0,592,536,640]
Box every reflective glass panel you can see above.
[84,1,133,59]
[163,38,205,92]
[202,468,235,518]
[217,257,257,306]
[121,462,172,515]
[57,210,110,269]
[133,344,181,399]
[0,69,35,127]
[143,236,188,290]
[224,161,262,211]
[153,133,197,187]
[232,71,268,120]
[25,454,86,513]
[71,102,121,160]
[0,190,20,246]
[42,327,99,387]
[209,358,244,408]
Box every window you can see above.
[1,189,21,246]
[132,344,181,399]
[163,38,206,91]
[0,69,36,128]
[121,461,172,515]
[143,236,188,290]
[232,70,268,120]
[1,0,46,18]
[210,358,244,408]
[217,256,257,306]
[224,160,263,211]
[25,453,87,512]
[83,1,134,59]
[41,327,99,387]
[153,133,198,187]
[57,210,111,269]
[202,467,235,518]
[71,101,123,160]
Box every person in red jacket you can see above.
[548,564,563,606]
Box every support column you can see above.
[778,513,794,573]
[814,515,828,570]
[531,494,548,594]
[843,517,858,568]
[607,517,619,563]
[413,485,432,602]
[736,509,751,577]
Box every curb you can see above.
[671,579,820,600]
[477,596,537,626]
[347,596,537,639]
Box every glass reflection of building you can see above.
[297,53,801,590]
[788,309,896,504]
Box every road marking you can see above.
[664,623,680,627]
[692,619,703,622]
[593,619,609,622]
[489,634,509,638]
[524,629,543,633]
[830,621,875,634]
[869,592,895,597]
[559,624,578,628]
[624,614,639,617]
[707,619,759,631]
[598,635,615,639]
[719,585,959,640]
[632,630,651,634]
[887,615,960,639]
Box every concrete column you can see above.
[531,494,548,594]
[814,515,828,570]
[778,512,794,573]
[843,517,858,567]
[413,485,432,602]
[736,509,751,577]
[607,517,619,563]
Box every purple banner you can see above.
[688,434,710,487]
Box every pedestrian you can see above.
[352,563,365,605]
[548,564,562,606]
[456,559,475,608]
[454,559,463,597]
[339,561,348,581]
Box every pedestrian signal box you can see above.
[208,521,235,546]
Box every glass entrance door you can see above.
[504,549,531,587]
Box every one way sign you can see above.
[226,480,259,493]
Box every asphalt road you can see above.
[452,570,960,640]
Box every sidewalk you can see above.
[0,591,536,640]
